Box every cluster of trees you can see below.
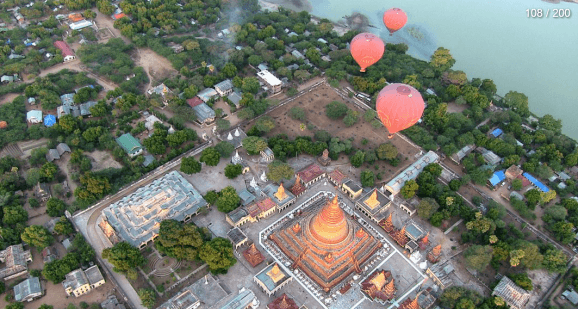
[143,122,198,155]
[42,235,96,283]
[439,286,505,309]
[25,70,100,110]
[325,101,361,127]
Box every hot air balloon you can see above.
[383,8,407,36]
[350,33,385,72]
[376,83,425,138]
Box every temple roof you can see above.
[361,270,396,302]
[243,244,265,268]
[291,174,306,196]
[296,163,324,184]
[255,263,291,293]
[275,183,288,201]
[378,213,394,233]
[391,226,409,247]
[398,297,420,309]
[267,294,299,309]
[310,195,348,244]
[328,169,347,185]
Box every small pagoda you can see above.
[427,244,442,263]
[290,174,306,197]
[318,148,331,166]
[390,225,409,247]
[243,243,265,268]
[419,232,430,251]
[267,294,299,309]
[398,297,420,309]
[361,270,397,302]
[378,212,394,233]
[275,183,288,201]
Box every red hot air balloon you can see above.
[350,33,385,72]
[383,8,407,36]
[376,83,425,138]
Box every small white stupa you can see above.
[232,150,242,164]
[227,132,233,140]
[260,170,268,182]
[168,126,175,134]
[234,128,241,137]
[250,177,258,189]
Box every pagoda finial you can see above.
[384,276,395,293]
[275,183,288,201]
[433,244,441,256]
[247,243,258,255]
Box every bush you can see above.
[325,101,348,119]
[224,164,243,179]
[289,107,306,121]
[28,198,39,208]
[360,170,374,187]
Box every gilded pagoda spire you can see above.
[275,182,288,201]
[419,232,430,250]
[383,276,396,299]
[432,244,441,255]
[310,195,348,244]
[365,189,380,209]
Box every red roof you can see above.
[297,163,324,184]
[267,294,299,309]
[328,168,347,185]
[516,175,531,187]
[256,197,276,213]
[54,41,74,57]
[114,13,126,20]
[246,203,261,218]
[187,97,204,108]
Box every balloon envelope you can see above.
[350,33,385,72]
[43,115,56,127]
[383,8,407,35]
[376,83,425,135]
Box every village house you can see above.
[214,79,234,96]
[14,277,42,302]
[26,110,43,124]
[115,133,143,158]
[0,244,33,281]
[227,227,248,249]
[54,41,75,62]
[256,70,282,94]
[62,266,105,297]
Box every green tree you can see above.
[507,273,533,291]
[360,170,374,187]
[289,107,306,121]
[102,242,145,274]
[343,109,359,127]
[155,220,205,261]
[255,116,276,133]
[54,217,74,235]
[242,137,268,155]
[204,190,219,205]
[400,180,419,199]
[26,168,42,187]
[542,249,567,273]
[511,178,523,191]
[430,47,456,72]
[350,150,365,168]
[199,238,237,274]
[199,147,221,166]
[28,198,40,208]
[551,221,575,244]
[417,197,439,220]
[363,109,377,122]
[325,101,348,119]
[46,197,66,217]
[42,253,79,283]
[40,162,58,181]
[224,164,243,179]
[222,63,238,78]
[21,225,54,249]
[514,240,543,269]
[267,161,294,183]
[180,157,202,174]
[214,141,235,158]
[241,77,260,94]
[503,91,530,117]
[376,143,398,160]
[464,245,493,271]
[138,289,157,309]
[3,205,28,225]
[525,189,541,207]
[216,186,240,213]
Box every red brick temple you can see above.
[427,244,442,263]
[398,297,421,309]
[378,212,394,233]
[290,174,306,197]
[419,232,429,251]
[390,225,409,247]
[361,270,397,302]
[267,294,299,309]
[243,243,265,267]
[269,195,382,292]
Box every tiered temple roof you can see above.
[269,195,382,292]
[361,270,396,302]
[291,174,306,196]
[296,163,324,185]
[267,294,299,309]
[398,297,420,309]
[378,213,394,233]
[391,226,409,247]
[318,149,331,166]
[419,232,429,251]
[243,244,265,268]
[356,189,392,222]
[275,183,288,201]
[427,245,441,263]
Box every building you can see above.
[342,179,363,200]
[228,92,242,108]
[561,290,578,306]
[35,183,51,202]
[145,115,162,131]
[317,149,331,166]
[384,151,440,197]
[69,20,93,30]
[262,183,296,212]
[261,147,275,162]
[62,265,105,297]
[399,203,417,216]
[256,70,282,94]
[41,247,57,264]
[291,50,304,59]
[505,165,523,180]
[197,88,219,103]
[488,170,506,188]
[327,168,347,187]
[290,174,307,197]
[115,133,143,157]
[148,83,171,96]
[192,103,216,125]
[269,195,382,292]
[238,188,257,207]
[257,63,268,72]
[450,145,475,164]
[219,288,259,309]
[361,270,396,304]
[267,294,299,309]
[166,274,227,309]
[243,244,265,268]
[46,149,60,162]
[14,277,42,302]
[219,128,247,149]
[226,207,250,227]
[476,147,502,166]
[54,41,75,62]
[492,276,531,309]
[398,297,420,309]
[100,171,207,249]
[426,262,454,290]
[490,128,503,138]
[68,13,84,22]
[523,172,550,193]
[26,110,43,124]
[214,79,234,96]
[355,189,392,223]
[227,227,248,249]
[56,143,71,156]
[158,286,200,309]
[0,244,32,280]
[296,163,325,187]
[101,295,126,309]
[254,263,292,297]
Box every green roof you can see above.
[116,133,142,155]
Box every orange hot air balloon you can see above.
[350,33,385,72]
[376,83,425,138]
[383,8,407,36]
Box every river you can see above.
[266,0,578,140]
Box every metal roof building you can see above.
[227,92,242,108]
[384,151,440,196]
[197,88,219,103]
[192,103,216,124]
[214,79,234,96]
[523,172,550,192]
[69,20,93,30]
[115,133,143,157]
[450,145,475,164]
[219,288,259,309]
[492,276,530,309]
[26,110,43,124]
[490,128,503,138]
[489,170,506,187]
[100,171,207,249]
[14,277,42,302]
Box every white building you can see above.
[256,70,282,94]
[69,20,93,31]
[383,151,440,197]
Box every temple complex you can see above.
[361,270,397,303]
[263,183,296,212]
[269,195,382,292]
[243,244,265,268]
[427,245,442,263]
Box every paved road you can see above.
[73,141,211,309]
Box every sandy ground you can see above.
[0,93,20,105]
[87,150,123,172]
[134,48,178,91]
[446,102,468,114]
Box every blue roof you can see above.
[523,172,550,192]
[489,170,506,186]
[491,128,503,138]
[43,115,56,127]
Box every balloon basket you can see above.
[387,134,394,139]
[360,69,365,72]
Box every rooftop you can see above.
[218,128,247,149]
[489,170,506,186]
[197,88,218,102]
[85,265,104,286]
[523,172,550,192]
[256,70,282,86]
[384,151,440,195]
[186,96,204,108]
[491,128,503,138]
[296,163,325,184]
[227,92,242,107]
[54,40,73,57]
[192,103,216,122]
[227,207,249,224]
[219,288,256,309]
[327,168,347,185]
[268,294,299,309]
[14,277,41,301]
[115,133,142,155]
[243,244,265,268]
[227,227,247,247]
[215,79,234,92]
[63,268,89,291]
[254,263,291,293]
[492,276,531,309]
